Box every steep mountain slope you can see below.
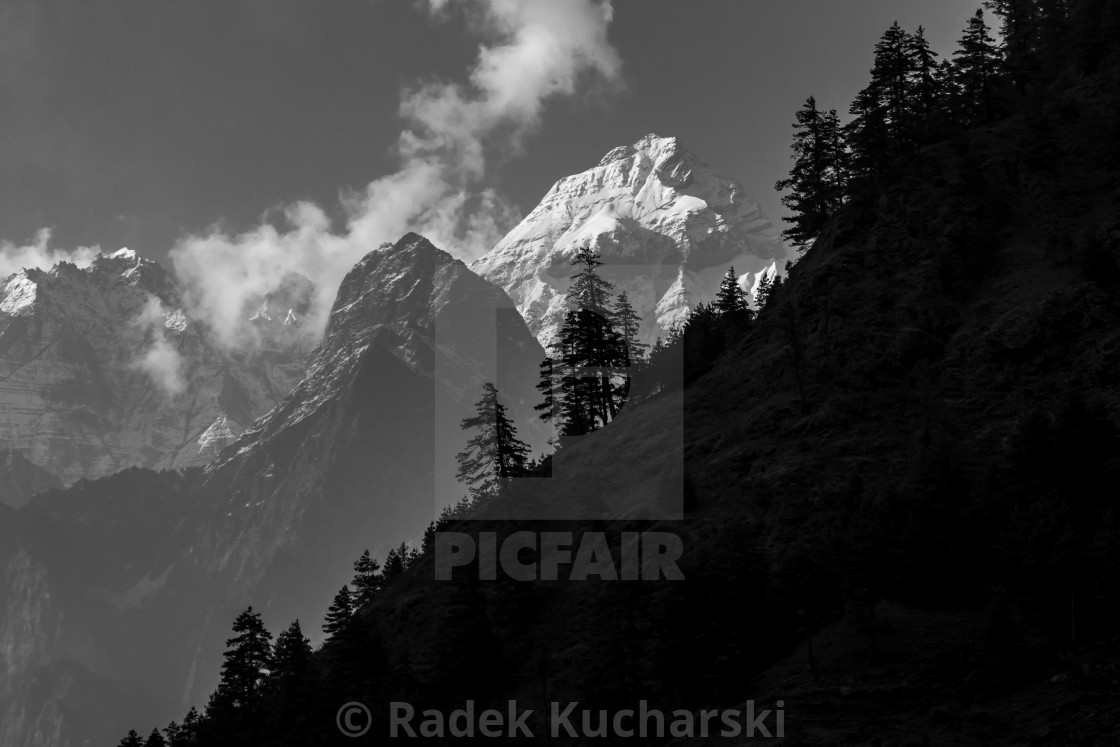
[0,250,311,498]
[0,234,547,747]
[472,134,788,347]
[161,47,1120,746]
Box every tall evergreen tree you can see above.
[351,550,382,608]
[118,730,144,747]
[713,267,751,315]
[177,708,201,747]
[611,291,647,364]
[953,10,1001,125]
[382,542,417,584]
[846,21,935,185]
[456,382,531,500]
[776,97,846,248]
[265,619,314,733]
[537,247,629,436]
[270,620,313,684]
[213,607,273,716]
[323,586,354,638]
[144,728,167,747]
[534,357,556,422]
[567,245,614,315]
[906,26,950,143]
[162,722,181,747]
[985,0,1040,89]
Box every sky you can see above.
[0,0,983,277]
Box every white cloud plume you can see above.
[170,0,622,349]
[0,229,100,280]
[130,295,187,396]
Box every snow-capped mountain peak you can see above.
[472,134,789,347]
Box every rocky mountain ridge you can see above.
[0,249,312,500]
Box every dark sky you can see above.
[0,0,982,261]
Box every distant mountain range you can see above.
[0,137,787,747]
[0,249,312,500]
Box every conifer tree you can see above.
[265,619,314,731]
[611,291,647,363]
[456,382,531,500]
[776,96,846,248]
[537,246,630,435]
[270,620,313,685]
[351,549,382,608]
[985,0,1040,89]
[383,547,405,583]
[846,22,916,183]
[382,542,417,584]
[567,245,614,315]
[144,728,166,747]
[213,607,273,715]
[714,267,750,315]
[322,586,354,638]
[874,21,915,147]
[534,358,556,422]
[162,722,180,747]
[755,273,782,311]
[906,27,950,143]
[119,730,143,747]
[953,10,1001,125]
[177,708,201,746]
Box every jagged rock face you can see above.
[0,249,311,496]
[472,134,788,348]
[185,232,546,623]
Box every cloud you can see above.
[131,295,187,396]
[170,0,622,349]
[0,229,101,280]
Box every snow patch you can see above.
[0,273,38,316]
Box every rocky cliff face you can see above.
[0,234,547,747]
[472,134,788,347]
[0,249,311,500]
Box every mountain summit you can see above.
[473,134,788,347]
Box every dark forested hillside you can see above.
[125,1,1120,744]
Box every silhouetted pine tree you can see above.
[382,542,418,584]
[538,247,629,435]
[322,586,354,638]
[176,708,201,746]
[953,10,1001,125]
[118,730,143,747]
[755,273,779,311]
[713,267,751,315]
[456,382,531,500]
[214,608,272,713]
[262,619,315,740]
[984,0,1040,91]
[144,728,166,747]
[845,21,916,181]
[906,27,952,142]
[162,722,181,747]
[611,291,647,364]
[351,550,382,608]
[776,96,846,249]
